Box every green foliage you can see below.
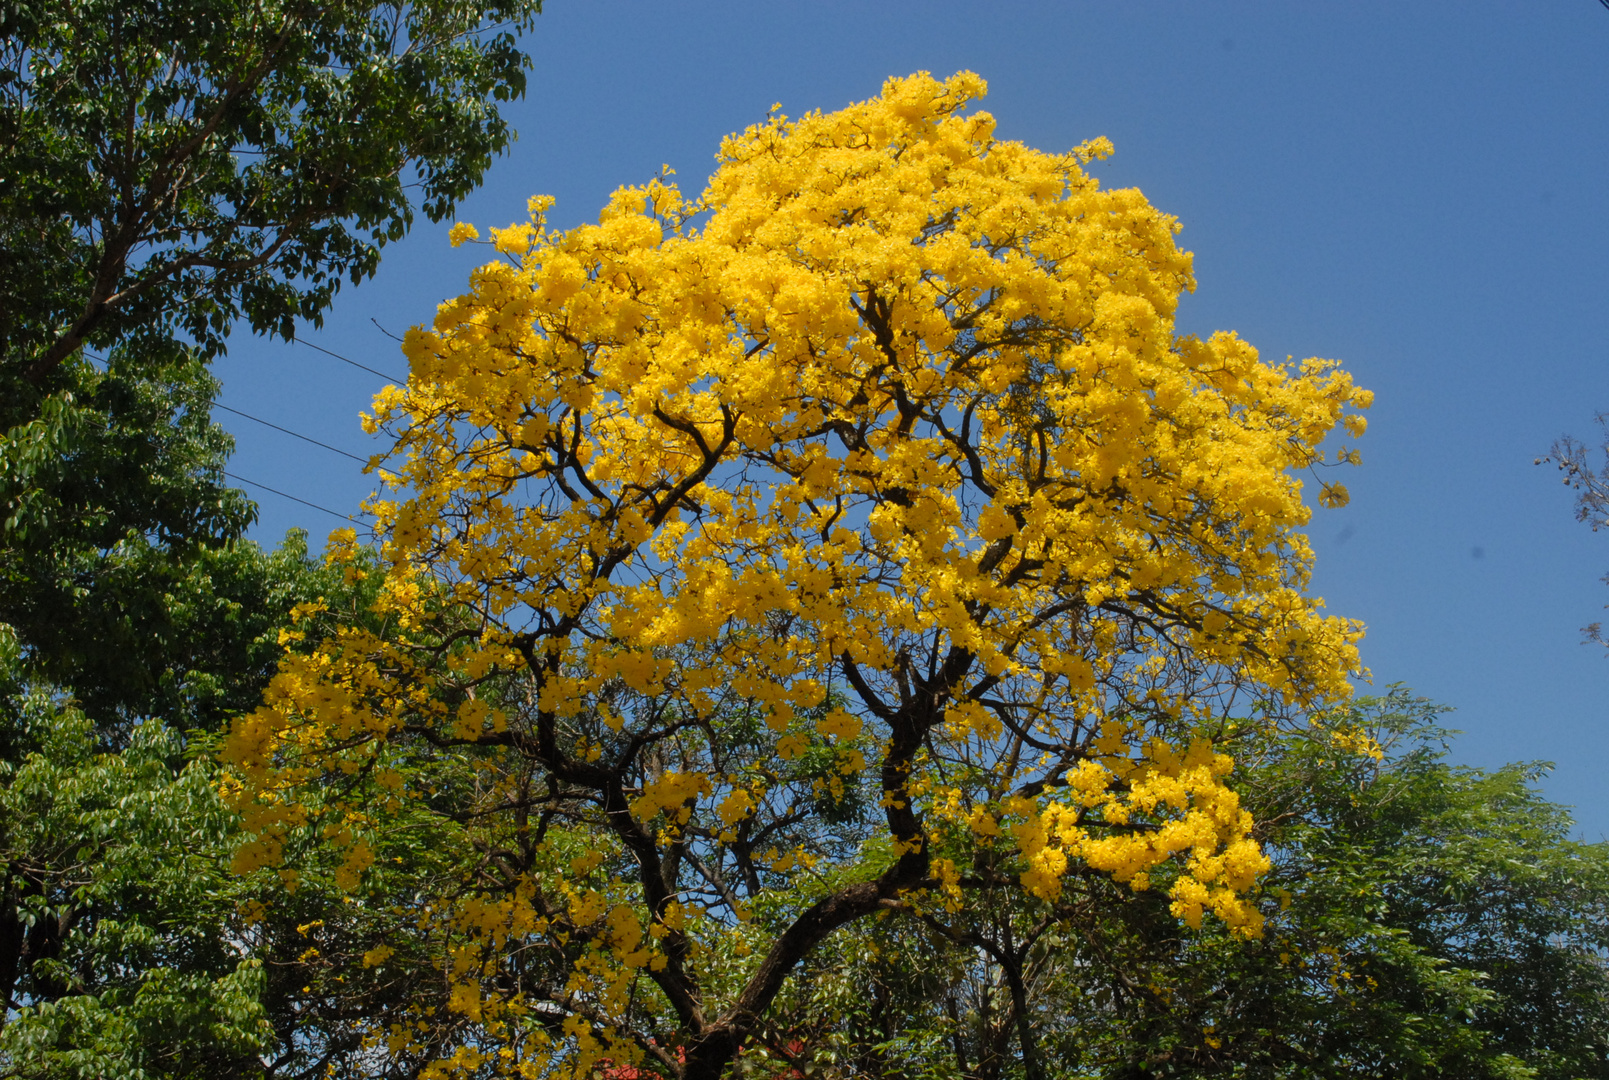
[0,538,440,1079]
[0,960,269,1080]
[0,671,273,1077]
[0,0,546,721]
[0,350,254,722]
[1,0,544,385]
[731,692,1609,1080]
[1232,692,1609,1079]
[5,376,335,732]
[0,1,562,1072]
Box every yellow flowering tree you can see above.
[222,72,1369,1080]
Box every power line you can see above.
[210,400,369,463]
[223,470,360,523]
[83,349,372,464]
[79,349,374,524]
[290,333,404,383]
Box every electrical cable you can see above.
[82,349,372,464]
[209,400,369,463]
[290,333,404,382]
[79,348,375,521]
[223,470,360,522]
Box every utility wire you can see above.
[223,470,359,523]
[290,333,404,383]
[210,400,369,463]
[82,349,372,465]
[80,349,374,522]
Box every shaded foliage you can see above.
[0,4,550,1071]
[742,692,1609,1080]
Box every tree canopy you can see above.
[2,0,544,388]
[224,72,1372,1080]
[0,0,550,1071]
[0,0,544,720]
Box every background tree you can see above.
[226,72,1371,1080]
[0,0,544,715]
[721,693,1609,1080]
[0,669,275,1080]
[974,691,1609,1080]
[1,354,261,730]
[1542,414,1609,650]
[1207,691,1609,1080]
[2,0,543,387]
[0,0,549,1071]
[0,537,346,1078]
[0,538,506,1080]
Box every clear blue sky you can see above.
[216,0,1609,836]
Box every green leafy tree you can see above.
[0,536,330,1073]
[0,538,487,1079]
[753,693,1609,1080]
[0,676,273,1080]
[2,0,543,387]
[1,353,258,729]
[1,0,545,720]
[0,5,550,1068]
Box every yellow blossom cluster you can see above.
[997,738,1270,935]
[1327,726,1386,761]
